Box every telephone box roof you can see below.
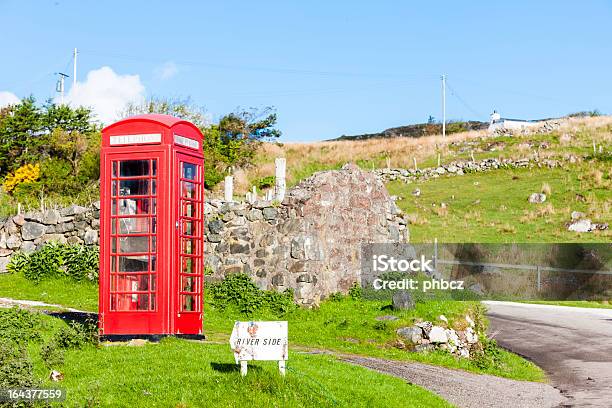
[102,114,200,133]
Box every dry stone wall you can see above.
[0,203,101,272]
[205,163,408,305]
[0,164,409,306]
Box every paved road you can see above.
[484,301,612,408]
[341,355,564,408]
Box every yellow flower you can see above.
[3,163,40,193]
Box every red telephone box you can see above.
[99,114,204,337]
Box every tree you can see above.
[122,98,281,189]
[0,97,43,175]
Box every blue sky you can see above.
[1,0,610,141]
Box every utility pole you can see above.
[55,72,69,104]
[441,74,446,138]
[73,48,78,87]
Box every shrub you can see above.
[0,307,42,344]
[7,243,99,283]
[256,175,275,189]
[0,339,38,389]
[348,282,363,300]
[2,163,40,193]
[208,273,296,316]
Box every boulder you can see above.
[396,326,423,344]
[570,211,586,220]
[427,326,448,343]
[375,315,399,321]
[568,219,592,233]
[528,193,546,203]
[392,290,415,310]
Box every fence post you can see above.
[224,176,233,202]
[275,158,286,202]
[537,266,541,292]
[433,238,438,275]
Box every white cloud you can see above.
[154,61,179,80]
[62,66,145,125]
[0,91,20,108]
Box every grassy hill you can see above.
[231,116,611,243]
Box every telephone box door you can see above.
[101,152,168,334]
[174,152,204,334]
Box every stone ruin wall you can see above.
[0,163,409,305]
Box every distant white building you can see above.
[488,110,543,131]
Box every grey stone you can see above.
[42,209,61,225]
[392,290,415,310]
[83,230,98,245]
[570,211,586,220]
[40,234,68,245]
[66,236,83,245]
[568,219,592,233]
[262,207,278,220]
[7,235,22,249]
[427,326,448,343]
[208,219,224,234]
[60,204,88,217]
[207,234,222,243]
[91,219,100,229]
[21,241,36,253]
[21,221,45,241]
[396,326,423,343]
[296,273,312,283]
[93,201,101,210]
[12,214,25,226]
[271,273,285,286]
[24,211,43,223]
[0,248,12,257]
[56,222,74,234]
[246,209,263,221]
[528,193,547,203]
[376,315,399,321]
[229,241,250,254]
[468,283,485,296]
[0,257,9,273]
[5,218,19,234]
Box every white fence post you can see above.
[275,158,286,202]
[224,176,233,202]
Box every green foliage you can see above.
[7,243,99,284]
[471,338,503,370]
[0,307,42,344]
[207,273,296,316]
[348,282,363,300]
[0,339,38,390]
[256,175,275,189]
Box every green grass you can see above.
[0,273,98,311]
[0,308,448,408]
[57,339,451,408]
[205,298,544,382]
[387,163,611,243]
[0,273,543,381]
[521,300,612,309]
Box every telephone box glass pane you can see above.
[182,163,196,180]
[118,256,149,272]
[119,160,150,177]
[182,258,195,274]
[182,295,195,311]
[119,179,149,196]
[182,182,196,199]
[119,236,149,253]
[117,218,149,234]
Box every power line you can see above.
[446,80,487,121]
[78,49,440,80]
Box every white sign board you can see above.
[229,321,288,376]
[174,134,200,150]
[109,133,161,145]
